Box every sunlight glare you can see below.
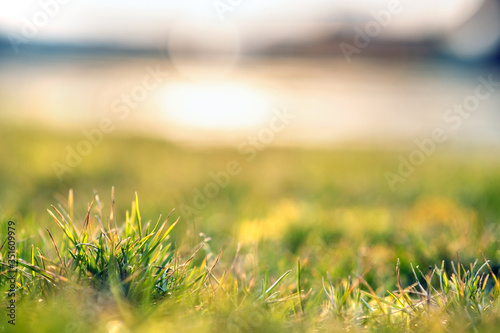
[163,83,271,130]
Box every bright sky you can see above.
[0,0,485,47]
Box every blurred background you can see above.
[1,0,500,145]
[1,0,500,276]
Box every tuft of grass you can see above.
[320,258,500,332]
[13,188,208,306]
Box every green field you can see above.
[2,123,500,332]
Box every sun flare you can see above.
[162,83,271,130]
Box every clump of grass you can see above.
[14,188,210,306]
[320,258,500,331]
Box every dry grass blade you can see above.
[68,188,74,222]
[45,228,63,267]
[356,274,386,315]
[82,195,96,240]
[203,249,223,284]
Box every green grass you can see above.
[2,123,500,332]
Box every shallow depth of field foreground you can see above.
[1,126,500,332]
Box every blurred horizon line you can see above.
[1,33,500,66]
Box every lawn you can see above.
[2,123,500,332]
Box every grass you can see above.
[1,123,500,332]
